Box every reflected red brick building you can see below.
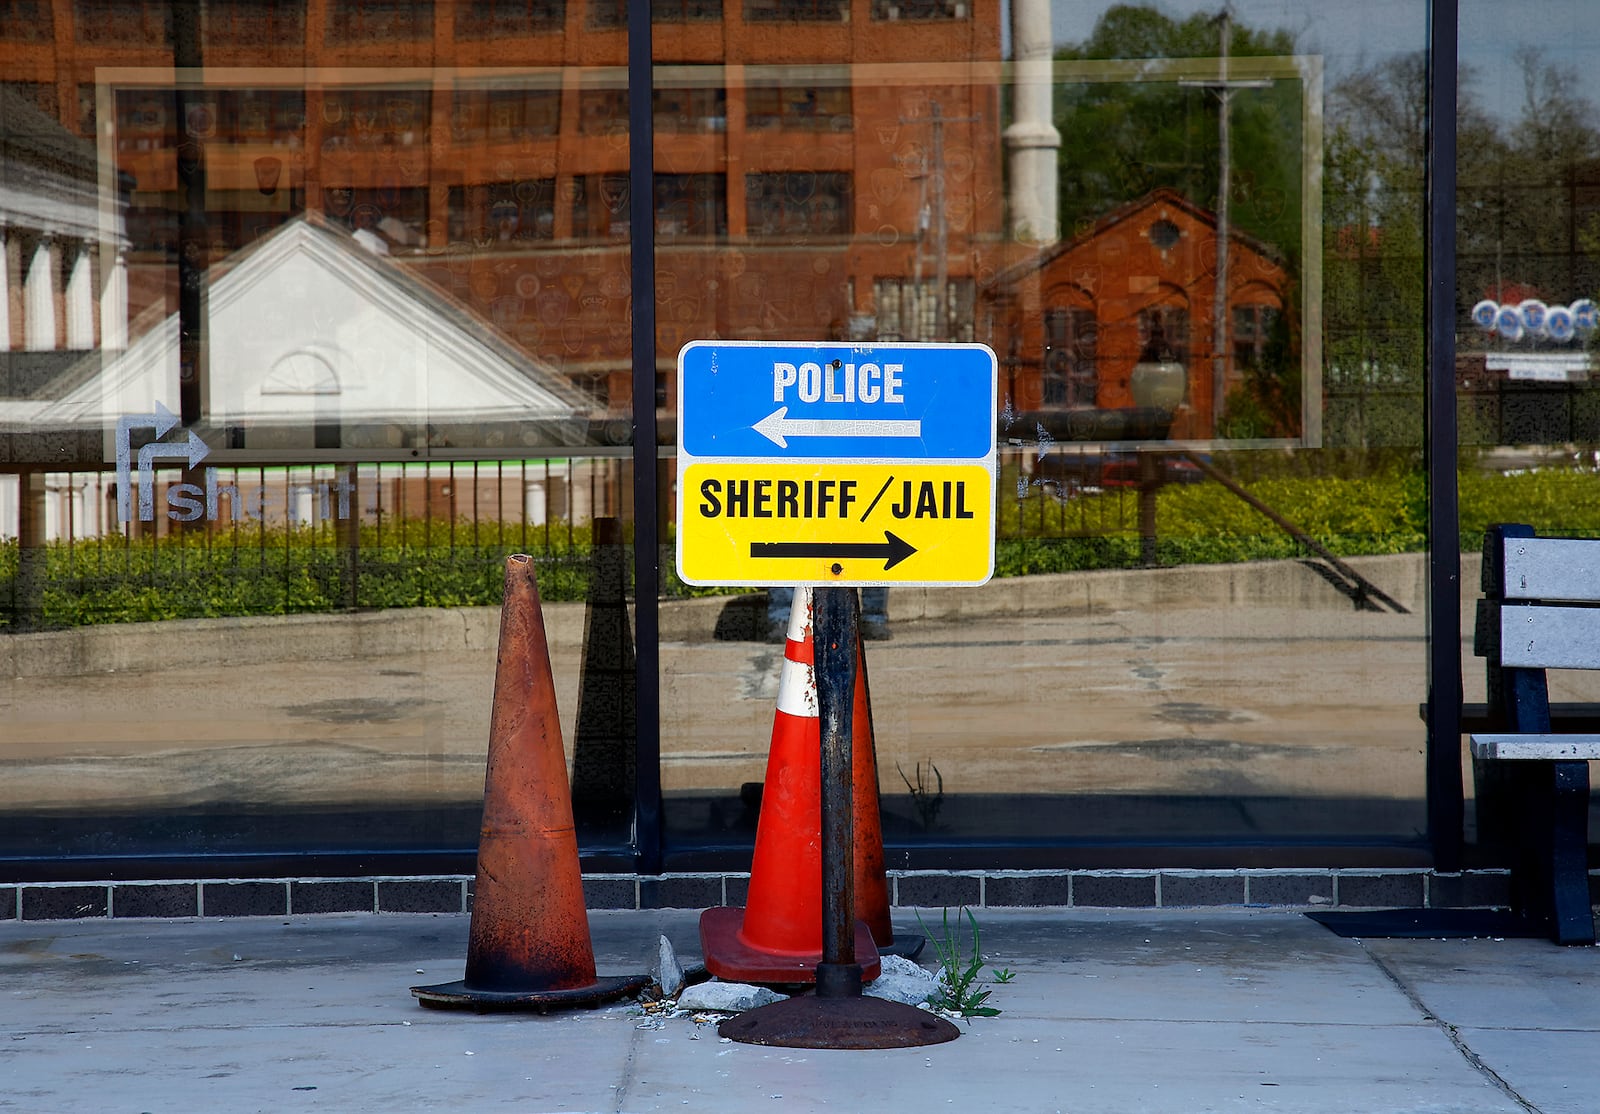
[981,188,1294,441]
[0,0,1006,437]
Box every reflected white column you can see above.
[66,244,95,350]
[0,227,11,352]
[0,474,18,541]
[44,476,62,542]
[25,236,58,351]
[1003,0,1061,244]
[100,247,128,350]
[524,481,547,526]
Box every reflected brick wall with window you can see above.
[456,0,566,36]
[1,0,54,40]
[327,0,433,40]
[0,0,1001,435]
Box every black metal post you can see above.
[1425,0,1464,871]
[813,586,861,999]
[627,0,663,875]
[718,585,957,1048]
[173,0,206,428]
[1137,451,1160,567]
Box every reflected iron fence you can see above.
[1,448,1158,630]
[0,458,630,630]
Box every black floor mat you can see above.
[1306,908,1546,939]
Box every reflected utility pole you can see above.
[1180,9,1269,431]
[901,101,977,341]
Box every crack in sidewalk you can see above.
[1361,942,1542,1114]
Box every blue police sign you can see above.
[678,341,996,461]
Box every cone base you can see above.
[410,973,649,1013]
[717,993,960,1049]
[878,933,926,961]
[700,906,881,985]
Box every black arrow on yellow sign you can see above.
[749,531,917,571]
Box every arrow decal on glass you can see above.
[749,531,916,571]
[136,428,211,521]
[752,407,922,449]
[114,400,181,523]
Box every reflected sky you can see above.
[1027,0,1599,125]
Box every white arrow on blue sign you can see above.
[679,340,995,460]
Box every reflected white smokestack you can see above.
[25,238,57,351]
[1003,0,1061,244]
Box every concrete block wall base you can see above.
[2,867,1536,922]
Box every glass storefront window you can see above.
[0,5,637,861]
[1456,1,1600,850]
[655,0,1434,862]
[0,0,1525,875]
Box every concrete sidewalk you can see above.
[4,907,1596,1113]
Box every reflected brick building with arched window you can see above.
[981,188,1294,442]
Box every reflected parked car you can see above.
[1098,454,1206,488]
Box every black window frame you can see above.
[0,0,1475,881]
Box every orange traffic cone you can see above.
[700,587,882,984]
[412,554,647,1011]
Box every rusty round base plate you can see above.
[718,992,960,1049]
[410,973,649,1013]
[878,934,925,961]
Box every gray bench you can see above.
[1471,524,1600,944]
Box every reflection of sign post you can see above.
[675,341,997,587]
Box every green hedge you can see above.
[1,519,595,629]
[6,463,1600,629]
[989,460,1428,576]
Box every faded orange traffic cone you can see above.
[700,587,881,984]
[412,554,647,1011]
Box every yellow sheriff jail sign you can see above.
[675,338,998,588]
[678,461,994,586]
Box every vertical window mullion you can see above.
[1425,0,1463,871]
[628,0,664,873]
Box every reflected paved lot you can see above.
[0,558,1477,819]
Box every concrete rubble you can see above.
[863,952,940,1006]
[654,933,686,999]
[673,979,784,1013]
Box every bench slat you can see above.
[1502,537,1600,602]
[1469,734,1600,760]
[1499,604,1600,669]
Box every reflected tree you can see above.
[1050,6,1306,439]
[1053,6,1303,264]
[1320,51,1432,450]
[1457,48,1600,323]
[1455,48,1600,448]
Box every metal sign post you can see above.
[683,339,994,1048]
[718,587,960,1048]
[815,586,862,1001]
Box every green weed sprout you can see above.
[916,906,1004,1019]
